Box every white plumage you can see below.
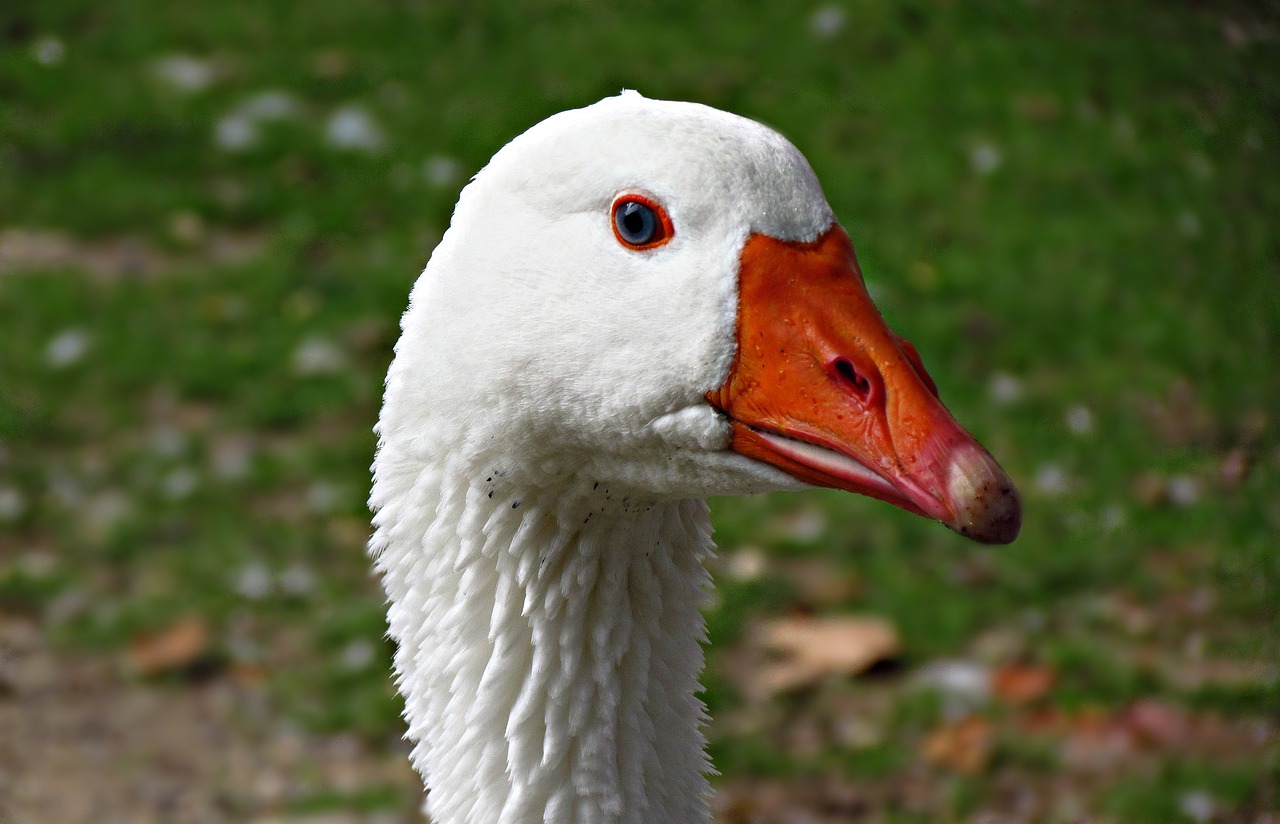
[370,91,1018,824]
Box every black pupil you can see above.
[616,201,657,245]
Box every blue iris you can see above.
[614,200,659,246]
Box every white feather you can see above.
[370,92,837,824]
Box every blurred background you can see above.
[1,1,1277,822]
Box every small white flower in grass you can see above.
[148,425,187,457]
[151,55,215,93]
[0,487,26,521]
[1034,463,1070,497]
[988,372,1023,405]
[45,329,90,368]
[291,336,347,376]
[423,155,463,188]
[85,490,132,536]
[725,545,767,581]
[48,471,84,508]
[168,211,205,245]
[773,505,827,542]
[833,714,883,749]
[339,639,376,671]
[161,467,198,500]
[1178,790,1215,823]
[215,92,303,151]
[1064,404,1093,436]
[970,142,1002,176]
[234,561,272,600]
[240,90,302,120]
[914,660,991,717]
[1099,504,1126,533]
[214,113,258,151]
[809,5,845,39]
[325,105,385,152]
[32,37,65,66]
[1168,474,1200,507]
[210,435,253,480]
[305,481,339,514]
[18,551,56,576]
[280,563,317,597]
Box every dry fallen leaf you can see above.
[1121,699,1191,748]
[922,715,994,774]
[991,663,1056,705]
[1017,706,1067,735]
[1132,470,1169,506]
[1058,707,1136,772]
[327,516,371,550]
[126,617,209,676]
[752,615,899,697]
[229,662,268,687]
[1217,446,1250,489]
[1141,377,1218,447]
[777,558,861,607]
[1015,92,1063,123]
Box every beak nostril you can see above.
[830,357,877,405]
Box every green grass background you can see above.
[1,1,1277,821]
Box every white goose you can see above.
[369,92,1020,824]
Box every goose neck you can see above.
[372,469,716,824]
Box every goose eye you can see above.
[611,195,673,250]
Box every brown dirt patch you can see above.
[0,617,423,824]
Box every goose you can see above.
[369,91,1020,824]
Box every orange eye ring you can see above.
[610,194,674,250]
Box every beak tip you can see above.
[945,446,1022,545]
[953,484,1021,545]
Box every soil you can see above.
[0,616,424,824]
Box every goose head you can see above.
[382,91,1019,542]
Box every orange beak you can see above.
[708,226,1021,544]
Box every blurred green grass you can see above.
[1,1,1277,820]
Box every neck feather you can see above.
[370,459,715,824]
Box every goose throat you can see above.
[371,468,716,824]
